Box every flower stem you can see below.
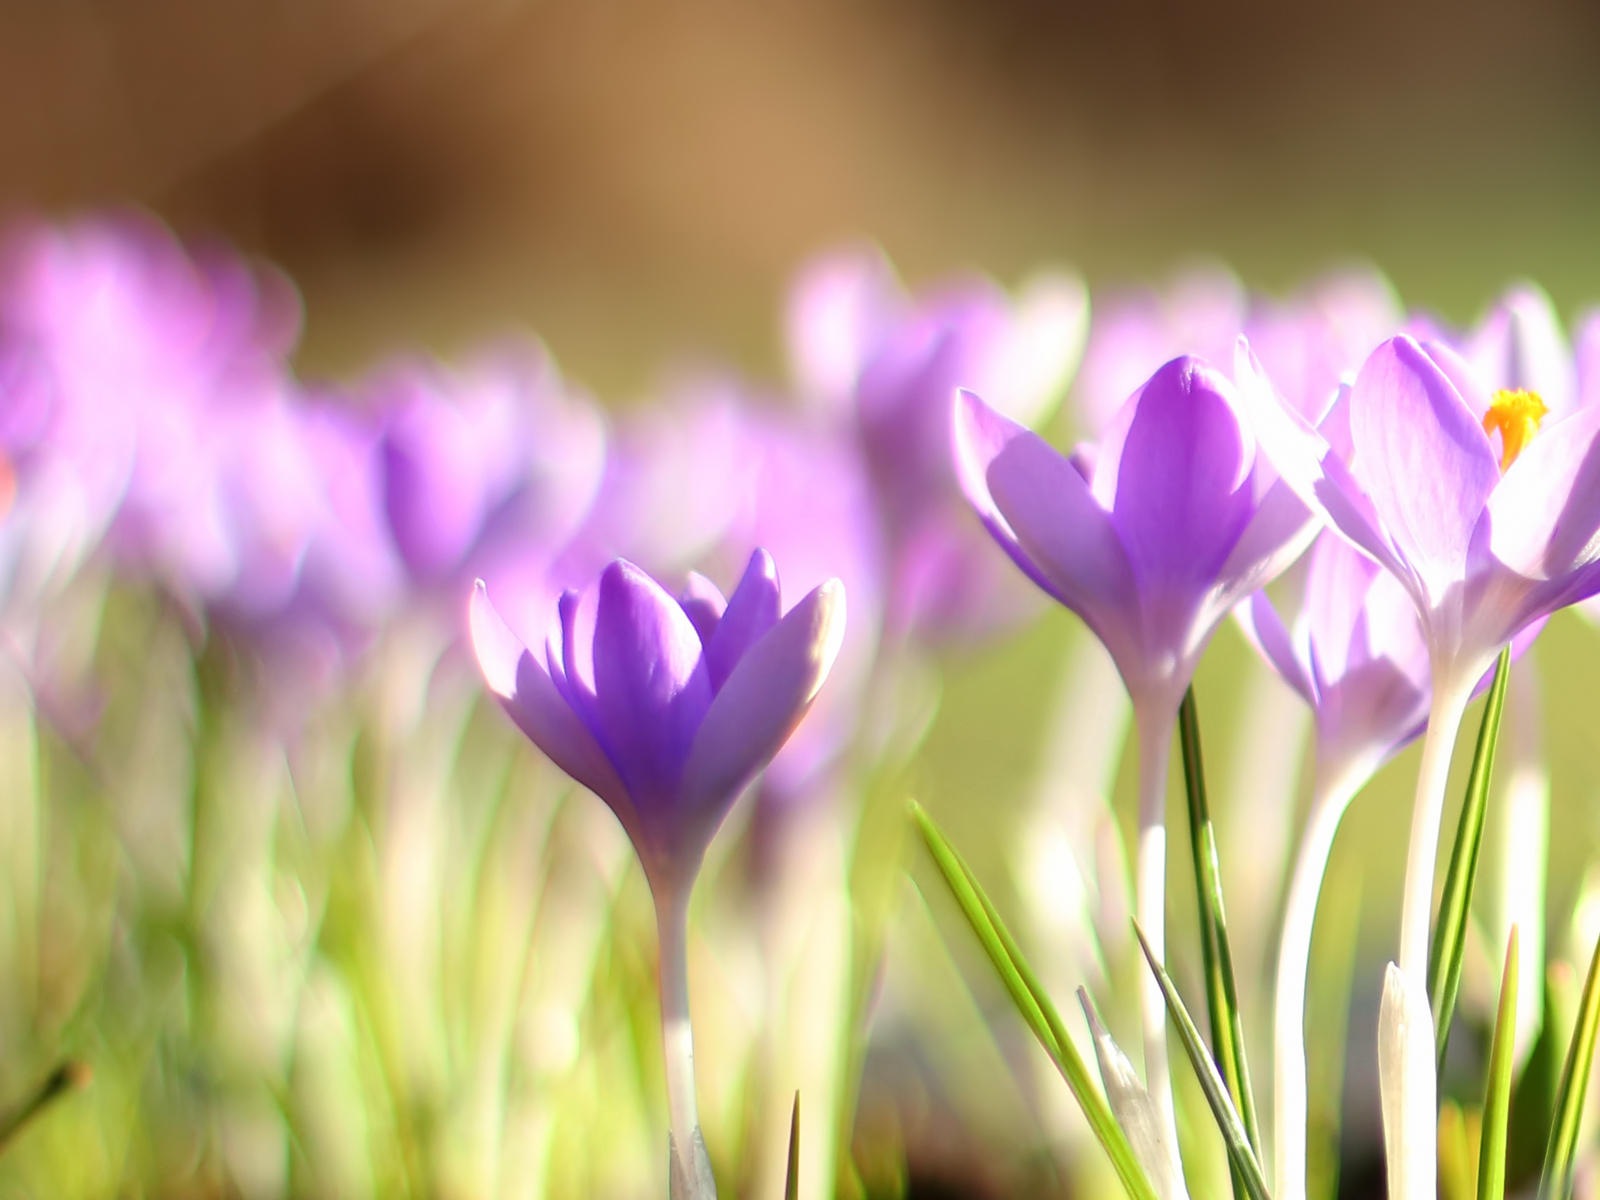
[656,888,718,1200]
[1272,763,1364,1200]
[1134,703,1184,1178]
[1398,674,1474,987]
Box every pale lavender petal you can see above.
[1349,337,1498,606]
[590,560,714,799]
[1466,284,1575,418]
[703,548,781,689]
[1236,347,1426,609]
[1236,590,1313,705]
[1484,403,1600,581]
[470,582,632,820]
[952,389,1136,639]
[679,579,845,838]
[785,245,902,409]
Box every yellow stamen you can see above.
[1482,388,1548,471]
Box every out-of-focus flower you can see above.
[953,354,1323,1162]
[1074,264,1398,435]
[370,343,606,596]
[471,548,845,894]
[787,245,1088,643]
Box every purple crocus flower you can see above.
[471,550,843,1198]
[1239,533,1431,1200]
[787,245,1088,644]
[953,355,1323,1161]
[1242,331,1600,1193]
[472,549,845,892]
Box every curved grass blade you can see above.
[1429,645,1511,1069]
[784,1092,800,1200]
[1479,927,1520,1200]
[1177,687,1262,1160]
[910,802,1161,1200]
[1134,923,1273,1200]
[1537,932,1600,1200]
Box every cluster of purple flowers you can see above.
[14,212,1600,1197]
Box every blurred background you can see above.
[7,2,1600,1195]
[6,0,1600,391]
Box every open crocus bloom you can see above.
[1241,333,1600,685]
[470,549,845,896]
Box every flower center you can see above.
[1482,388,1548,471]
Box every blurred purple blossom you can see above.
[786,245,1089,643]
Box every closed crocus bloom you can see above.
[471,550,844,1200]
[953,356,1323,1161]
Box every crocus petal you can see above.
[1467,284,1575,419]
[469,581,632,820]
[1238,345,1423,600]
[678,579,845,843]
[952,389,1136,644]
[1091,359,1255,590]
[590,560,714,800]
[1348,337,1499,606]
[702,548,781,689]
[1484,402,1600,580]
[1235,590,1313,706]
[677,572,727,646]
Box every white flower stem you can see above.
[1271,762,1365,1200]
[1134,702,1185,1180]
[656,887,718,1200]
[1397,672,1474,986]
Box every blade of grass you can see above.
[1134,923,1273,1200]
[1429,646,1511,1069]
[1079,989,1189,1200]
[784,1092,800,1200]
[1176,686,1262,1161]
[910,802,1161,1200]
[1537,932,1600,1200]
[1478,927,1519,1200]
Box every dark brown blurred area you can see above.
[3,0,1600,390]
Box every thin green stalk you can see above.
[1177,687,1262,1162]
[1478,928,1519,1200]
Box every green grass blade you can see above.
[784,1092,800,1200]
[1134,923,1273,1200]
[1429,645,1511,1069]
[909,802,1161,1200]
[1537,932,1600,1200]
[1478,927,1520,1200]
[1177,686,1263,1160]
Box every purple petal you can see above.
[677,572,726,647]
[951,389,1136,647]
[469,582,633,822]
[590,561,714,801]
[1236,589,1313,706]
[1236,349,1421,597]
[1484,403,1600,580]
[678,579,845,840]
[1091,357,1254,590]
[1348,337,1499,605]
[1466,284,1575,419]
[702,548,781,689]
